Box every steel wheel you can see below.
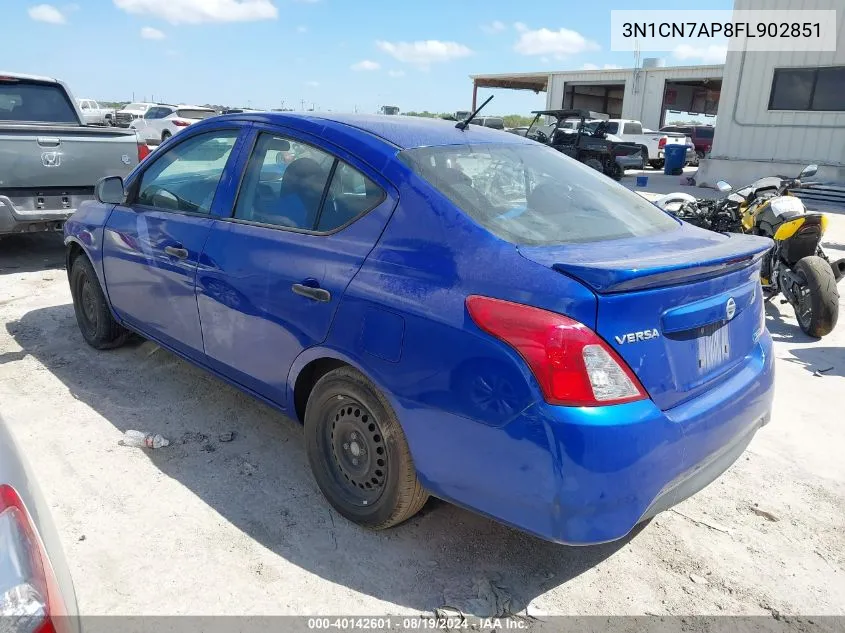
[305,366,428,529]
[69,255,128,349]
[324,399,387,506]
[78,274,100,338]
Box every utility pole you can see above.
[300,99,306,111]
[280,99,285,111]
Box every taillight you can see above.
[172,120,190,127]
[658,137,667,149]
[466,296,647,407]
[138,142,150,162]
[0,485,65,633]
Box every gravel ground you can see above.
[0,194,843,618]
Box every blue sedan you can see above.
[64,112,774,544]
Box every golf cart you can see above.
[526,109,642,181]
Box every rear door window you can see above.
[0,80,78,123]
[234,133,334,230]
[233,132,384,233]
[317,162,385,231]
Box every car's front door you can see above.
[196,127,397,406]
[102,127,246,359]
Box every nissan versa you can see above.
[63,113,775,545]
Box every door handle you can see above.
[164,245,189,259]
[36,136,61,147]
[291,283,331,302]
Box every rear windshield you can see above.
[400,143,678,245]
[177,109,217,120]
[0,81,78,123]
[696,127,715,138]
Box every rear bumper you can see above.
[402,331,774,545]
[0,194,82,234]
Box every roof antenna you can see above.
[456,95,494,130]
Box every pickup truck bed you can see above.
[0,72,140,235]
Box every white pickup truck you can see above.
[599,119,693,169]
[76,99,115,126]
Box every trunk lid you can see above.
[519,224,771,410]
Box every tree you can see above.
[502,114,536,128]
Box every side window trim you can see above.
[126,126,245,218]
[312,159,340,231]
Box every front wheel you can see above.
[305,366,428,529]
[649,159,664,170]
[69,255,129,349]
[793,256,839,338]
[584,158,603,172]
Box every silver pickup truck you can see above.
[0,71,142,235]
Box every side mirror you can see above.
[800,164,818,178]
[716,180,732,192]
[95,176,126,205]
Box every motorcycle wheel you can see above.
[793,256,839,338]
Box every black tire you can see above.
[606,160,623,181]
[639,146,649,164]
[649,159,664,170]
[69,255,128,349]
[793,256,839,338]
[584,158,603,172]
[305,366,428,529]
[161,130,172,142]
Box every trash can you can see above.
[664,144,686,176]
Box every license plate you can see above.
[697,322,731,374]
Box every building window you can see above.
[769,66,845,112]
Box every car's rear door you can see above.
[196,124,398,406]
[102,124,249,359]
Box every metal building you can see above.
[697,0,845,186]
[470,0,844,185]
[470,64,723,133]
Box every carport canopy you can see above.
[470,72,549,109]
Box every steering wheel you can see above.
[533,130,548,143]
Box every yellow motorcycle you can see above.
[656,165,844,338]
